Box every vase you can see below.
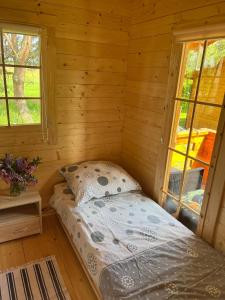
[10,182,25,196]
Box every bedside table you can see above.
[0,191,42,243]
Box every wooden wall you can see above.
[122,0,225,252]
[0,0,130,207]
[215,189,225,254]
[0,0,224,253]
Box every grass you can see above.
[180,112,187,128]
[0,68,40,126]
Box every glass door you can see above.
[162,38,225,233]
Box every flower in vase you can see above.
[0,154,41,196]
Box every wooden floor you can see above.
[0,215,97,300]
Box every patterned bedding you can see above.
[50,182,225,300]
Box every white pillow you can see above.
[60,161,141,205]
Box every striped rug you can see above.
[0,256,71,300]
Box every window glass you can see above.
[0,37,2,64]
[170,101,194,154]
[8,99,41,125]
[166,150,186,198]
[198,39,225,105]
[0,28,41,127]
[0,67,4,96]
[3,32,40,66]
[181,159,209,214]
[0,100,8,126]
[6,67,40,98]
[177,41,204,100]
[163,193,179,216]
[163,37,225,232]
[189,104,221,164]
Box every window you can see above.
[162,38,225,232]
[0,25,41,126]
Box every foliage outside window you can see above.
[0,26,41,126]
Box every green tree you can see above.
[205,40,225,67]
[3,33,39,123]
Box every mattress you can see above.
[50,182,225,300]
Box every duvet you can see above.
[50,183,225,300]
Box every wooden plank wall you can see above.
[0,0,131,207]
[0,0,224,254]
[122,0,225,252]
[214,190,225,254]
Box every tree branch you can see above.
[19,36,32,65]
[4,33,18,59]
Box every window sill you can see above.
[0,124,42,133]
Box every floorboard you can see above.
[0,215,97,300]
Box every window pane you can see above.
[0,100,8,126]
[178,207,199,233]
[181,159,209,214]
[166,150,186,198]
[0,67,5,96]
[188,104,221,164]
[177,41,204,100]
[0,36,2,64]
[6,67,40,97]
[198,39,225,105]
[9,99,41,125]
[170,101,194,154]
[3,32,40,66]
[163,194,179,216]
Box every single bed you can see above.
[50,182,225,300]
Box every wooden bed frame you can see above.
[57,214,103,300]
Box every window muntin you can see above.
[0,28,41,126]
[162,38,225,224]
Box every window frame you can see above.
[155,25,225,243]
[0,23,42,127]
[0,23,57,144]
[163,39,225,215]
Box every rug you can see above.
[0,256,71,300]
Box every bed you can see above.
[50,182,225,300]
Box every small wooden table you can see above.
[0,191,42,243]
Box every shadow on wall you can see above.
[39,63,125,206]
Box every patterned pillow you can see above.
[60,161,141,205]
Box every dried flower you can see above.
[0,154,41,188]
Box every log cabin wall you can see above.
[122,0,225,252]
[0,0,131,207]
[0,0,225,254]
[214,189,225,254]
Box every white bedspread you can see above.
[50,183,225,300]
[50,183,193,289]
